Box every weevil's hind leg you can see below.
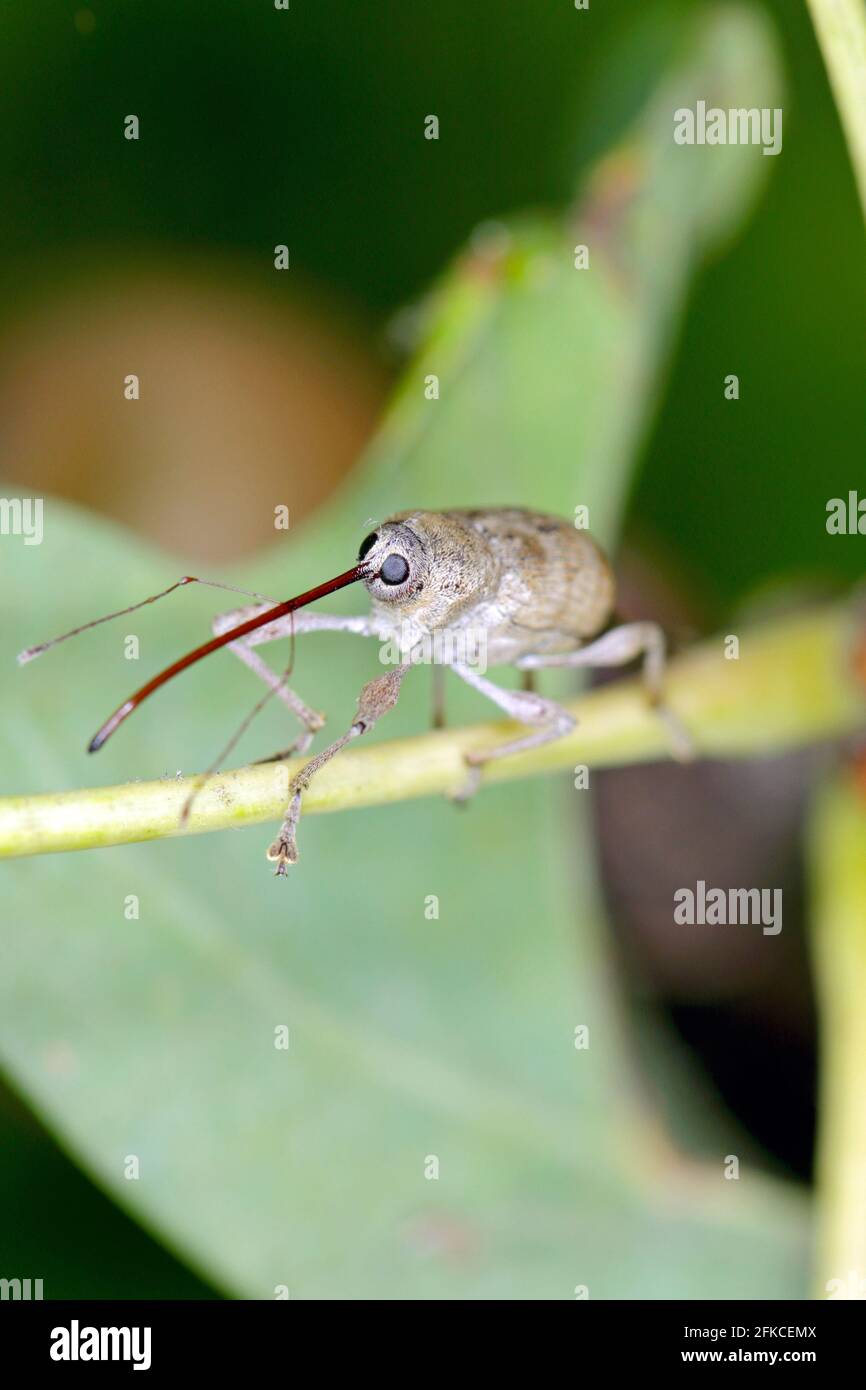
[519,620,695,762]
[449,662,576,803]
[267,663,410,875]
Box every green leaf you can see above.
[0,8,806,1298]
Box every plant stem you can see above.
[809,771,866,1299]
[0,602,864,860]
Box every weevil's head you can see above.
[358,511,498,632]
[357,519,429,606]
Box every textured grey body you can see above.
[368,508,616,664]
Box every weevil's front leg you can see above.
[212,607,323,755]
[449,662,576,802]
[517,620,694,762]
[211,607,380,756]
[267,662,410,875]
[212,606,376,647]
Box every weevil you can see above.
[19,508,693,873]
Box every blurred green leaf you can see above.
[0,8,807,1298]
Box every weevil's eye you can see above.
[358,532,378,561]
[380,553,410,585]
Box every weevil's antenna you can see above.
[17,576,279,666]
[87,562,374,753]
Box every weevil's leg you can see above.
[212,607,376,646]
[253,744,309,766]
[449,661,576,803]
[232,646,323,755]
[431,663,447,729]
[267,663,410,875]
[517,621,694,762]
[211,612,322,755]
[211,610,379,754]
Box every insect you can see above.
[19,508,693,873]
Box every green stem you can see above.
[806,0,866,221]
[809,771,866,1299]
[0,601,863,860]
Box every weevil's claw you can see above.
[263,667,410,875]
[267,835,298,875]
[266,788,303,875]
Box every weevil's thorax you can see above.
[362,512,501,652]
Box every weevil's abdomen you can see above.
[452,509,615,657]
